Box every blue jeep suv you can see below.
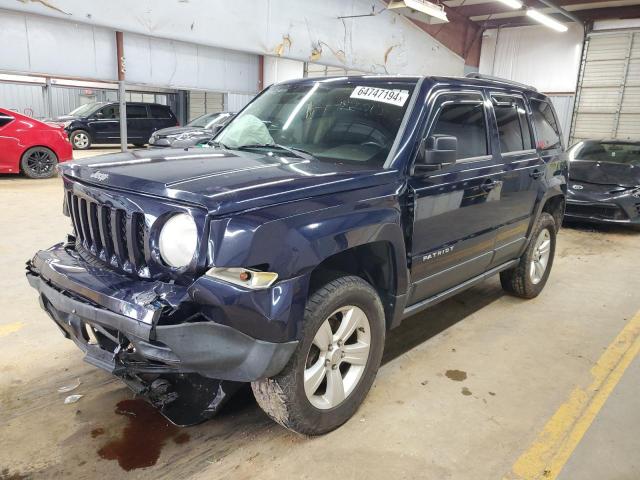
[27,74,567,435]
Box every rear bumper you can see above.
[26,243,298,382]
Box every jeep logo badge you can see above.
[90,171,109,181]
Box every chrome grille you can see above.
[67,191,149,277]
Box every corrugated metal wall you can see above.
[0,82,44,117]
[570,29,640,142]
[0,82,177,120]
[227,93,255,113]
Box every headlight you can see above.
[206,267,278,289]
[159,213,198,268]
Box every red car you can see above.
[0,108,73,178]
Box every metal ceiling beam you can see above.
[536,0,585,23]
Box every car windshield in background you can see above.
[68,102,103,117]
[576,142,640,165]
[216,80,417,166]
[188,113,226,128]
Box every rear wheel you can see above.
[500,212,556,298]
[70,130,91,150]
[252,275,385,435]
[20,147,58,179]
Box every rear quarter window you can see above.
[531,99,562,151]
[0,113,14,129]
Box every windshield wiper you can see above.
[234,143,316,160]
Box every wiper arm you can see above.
[207,140,229,149]
[235,143,316,160]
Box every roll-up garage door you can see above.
[570,29,640,143]
[188,91,224,121]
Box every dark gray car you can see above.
[149,112,235,148]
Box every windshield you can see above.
[68,102,103,117]
[575,142,640,165]
[215,80,417,166]
[188,112,230,128]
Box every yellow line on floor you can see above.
[505,310,640,480]
[0,321,24,337]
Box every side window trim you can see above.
[490,92,535,155]
[421,89,492,163]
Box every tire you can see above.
[20,146,58,179]
[252,275,385,435]
[500,212,556,299]
[70,130,91,150]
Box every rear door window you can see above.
[531,99,562,151]
[428,92,489,160]
[126,104,148,119]
[492,95,534,153]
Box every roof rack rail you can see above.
[464,73,537,92]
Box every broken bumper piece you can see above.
[26,243,298,426]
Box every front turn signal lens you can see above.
[205,267,278,289]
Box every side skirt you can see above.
[401,259,519,320]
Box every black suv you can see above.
[28,74,567,435]
[52,102,178,150]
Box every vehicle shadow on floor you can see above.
[382,280,504,365]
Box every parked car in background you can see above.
[27,75,567,434]
[149,112,235,148]
[566,140,640,226]
[51,102,178,150]
[0,108,72,178]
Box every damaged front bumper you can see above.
[26,241,299,425]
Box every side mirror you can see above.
[415,135,457,173]
[95,112,104,119]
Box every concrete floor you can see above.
[1,150,639,479]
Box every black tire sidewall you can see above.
[20,147,58,179]
[70,130,91,150]
[522,213,557,296]
[290,277,385,433]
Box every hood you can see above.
[50,115,79,122]
[153,126,209,138]
[59,148,394,215]
[570,160,640,188]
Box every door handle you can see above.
[481,179,499,193]
[530,169,544,179]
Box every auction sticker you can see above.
[350,86,409,107]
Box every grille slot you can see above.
[68,193,148,277]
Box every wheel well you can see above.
[309,242,397,328]
[542,195,565,231]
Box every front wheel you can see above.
[500,212,556,298]
[70,130,91,150]
[252,275,385,435]
[20,147,58,179]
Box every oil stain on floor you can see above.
[97,398,190,471]
[445,369,467,381]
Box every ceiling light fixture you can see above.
[497,0,523,9]
[526,8,569,32]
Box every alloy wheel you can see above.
[530,228,551,284]
[304,305,371,410]
[73,132,89,148]
[25,148,56,176]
